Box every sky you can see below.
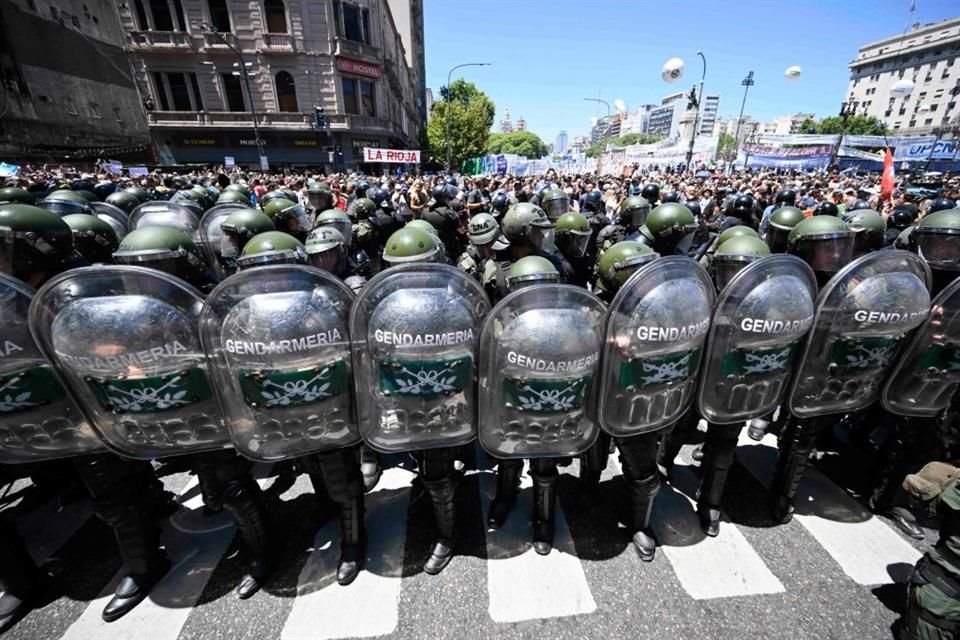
[423,0,959,145]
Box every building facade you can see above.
[715,115,759,140]
[499,108,513,133]
[619,104,655,136]
[760,112,816,135]
[646,92,685,140]
[554,130,568,154]
[698,94,720,136]
[0,0,150,162]
[120,0,423,169]
[847,17,960,137]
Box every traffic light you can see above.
[314,106,326,129]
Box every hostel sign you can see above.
[363,148,421,164]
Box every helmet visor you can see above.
[529,226,556,254]
[559,231,591,258]
[308,246,345,274]
[41,199,88,217]
[542,196,570,222]
[791,234,854,273]
[507,272,560,291]
[713,255,757,291]
[626,206,650,228]
[318,219,353,248]
[0,230,14,277]
[220,233,242,258]
[276,203,311,236]
[765,226,790,253]
[237,249,305,270]
[308,192,333,211]
[382,245,439,266]
[916,229,960,271]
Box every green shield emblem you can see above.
[829,336,899,371]
[917,342,960,377]
[88,367,212,414]
[619,348,701,390]
[379,355,472,398]
[239,359,349,408]
[721,343,798,378]
[0,366,66,414]
[503,375,591,414]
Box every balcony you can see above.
[202,31,238,48]
[333,38,380,61]
[127,30,192,49]
[147,111,312,129]
[263,33,294,50]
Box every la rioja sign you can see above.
[363,148,421,164]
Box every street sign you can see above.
[224,156,235,169]
[128,166,149,177]
[362,148,420,164]
[259,155,269,171]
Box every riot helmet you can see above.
[787,215,854,275]
[929,198,957,214]
[775,189,797,206]
[640,183,661,204]
[113,226,215,289]
[304,226,347,275]
[539,188,570,222]
[74,190,99,203]
[467,213,508,258]
[306,184,334,212]
[219,209,275,259]
[582,190,604,213]
[224,183,251,199]
[765,206,805,253]
[350,197,377,221]
[597,241,657,292]
[848,199,872,212]
[262,197,311,241]
[356,179,371,196]
[731,195,755,224]
[491,192,509,218]
[315,209,353,248]
[813,201,839,217]
[712,235,770,291]
[502,202,555,253]
[123,185,150,203]
[216,190,250,206]
[236,231,307,270]
[914,209,960,272]
[0,187,35,205]
[105,190,139,214]
[381,226,439,266]
[895,226,915,251]
[506,255,559,291]
[888,207,918,231]
[62,213,119,264]
[717,225,759,246]
[618,196,651,229]
[40,190,91,216]
[646,202,698,252]
[662,191,681,204]
[555,212,592,258]
[842,209,885,256]
[0,204,75,281]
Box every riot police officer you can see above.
[0,186,35,205]
[637,202,699,256]
[593,240,657,304]
[914,209,960,296]
[539,188,571,222]
[316,208,372,280]
[61,213,120,264]
[641,183,661,206]
[763,206,806,254]
[105,190,139,214]
[261,197,312,243]
[759,189,798,234]
[422,184,463,262]
[842,209,885,257]
[555,212,593,288]
[219,209,276,274]
[236,231,307,269]
[457,213,509,281]
[595,196,651,263]
[490,203,562,301]
[885,206,918,247]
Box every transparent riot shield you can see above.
[599,256,715,437]
[200,265,361,461]
[0,274,103,463]
[788,250,931,418]
[198,204,250,278]
[698,255,817,424]
[129,201,200,236]
[29,266,230,459]
[350,263,491,453]
[478,284,605,459]
[882,276,960,417]
[89,202,130,241]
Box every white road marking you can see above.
[481,458,597,623]
[610,452,784,600]
[61,476,237,640]
[735,430,921,585]
[280,467,414,640]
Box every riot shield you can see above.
[89,202,130,241]
[478,284,605,459]
[788,250,931,418]
[129,202,200,236]
[200,265,361,461]
[882,276,960,417]
[350,263,491,453]
[0,273,103,463]
[698,255,817,424]
[599,256,715,437]
[29,265,230,459]
[198,204,249,278]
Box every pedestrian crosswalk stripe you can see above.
[60,477,236,640]
[280,467,413,640]
[481,459,597,623]
[735,430,921,585]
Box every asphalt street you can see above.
[0,435,935,640]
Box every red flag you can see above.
[881,147,895,202]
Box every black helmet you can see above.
[813,201,839,217]
[445,176,458,187]
[685,200,702,218]
[582,189,604,213]
[930,198,957,214]
[491,191,509,217]
[431,184,450,205]
[661,191,681,204]
[888,207,917,231]
[731,195,755,223]
[640,184,660,204]
[775,189,797,206]
[356,179,371,195]
[848,199,872,211]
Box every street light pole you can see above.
[203,24,266,165]
[685,50,707,169]
[445,62,490,173]
[832,99,860,168]
[583,97,612,117]
[732,71,755,166]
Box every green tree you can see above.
[427,79,496,170]
[717,132,737,160]
[799,117,817,134]
[485,131,549,158]
[808,115,887,136]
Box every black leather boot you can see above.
[628,477,658,562]
[222,483,272,599]
[101,510,170,622]
[770,418,821,525]
[579,433,609,489]
[531,463,558,556]
[337,496,366,585]
[487,459,522,529]
[0,523,45,631]
[422,475,457,575]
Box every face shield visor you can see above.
[40,198,88,217]
[541,195,570,222]
[274,203,311,239]
[915,227,960,271]
[789,231,855,274]
[236,248,306,270]
[381,245,439,267]
[528,221,556,254]
[317,218,353,249]
[307,191,333,212]
[506,271,560,292]
[712,254,760,291]
[558,230,592,258]
[307,245,346,274]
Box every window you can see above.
[167,73,191,111]
[208,0,231,32]
[924,118,933,125]
[341,77,374,116]
[333,1,370,44]
[221,73,246,111]
[275,71,297,112]
[189,74,204,110]
[152,72,170,110]
[113,106,123,123]
[149,0,174,30]
[264,0,287,33]
[152,72,203,111]
[64,97,78,115]
[89,103,102,118]
[133,0,149,30]
[930,104,938,111]
[919,92,927,100]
